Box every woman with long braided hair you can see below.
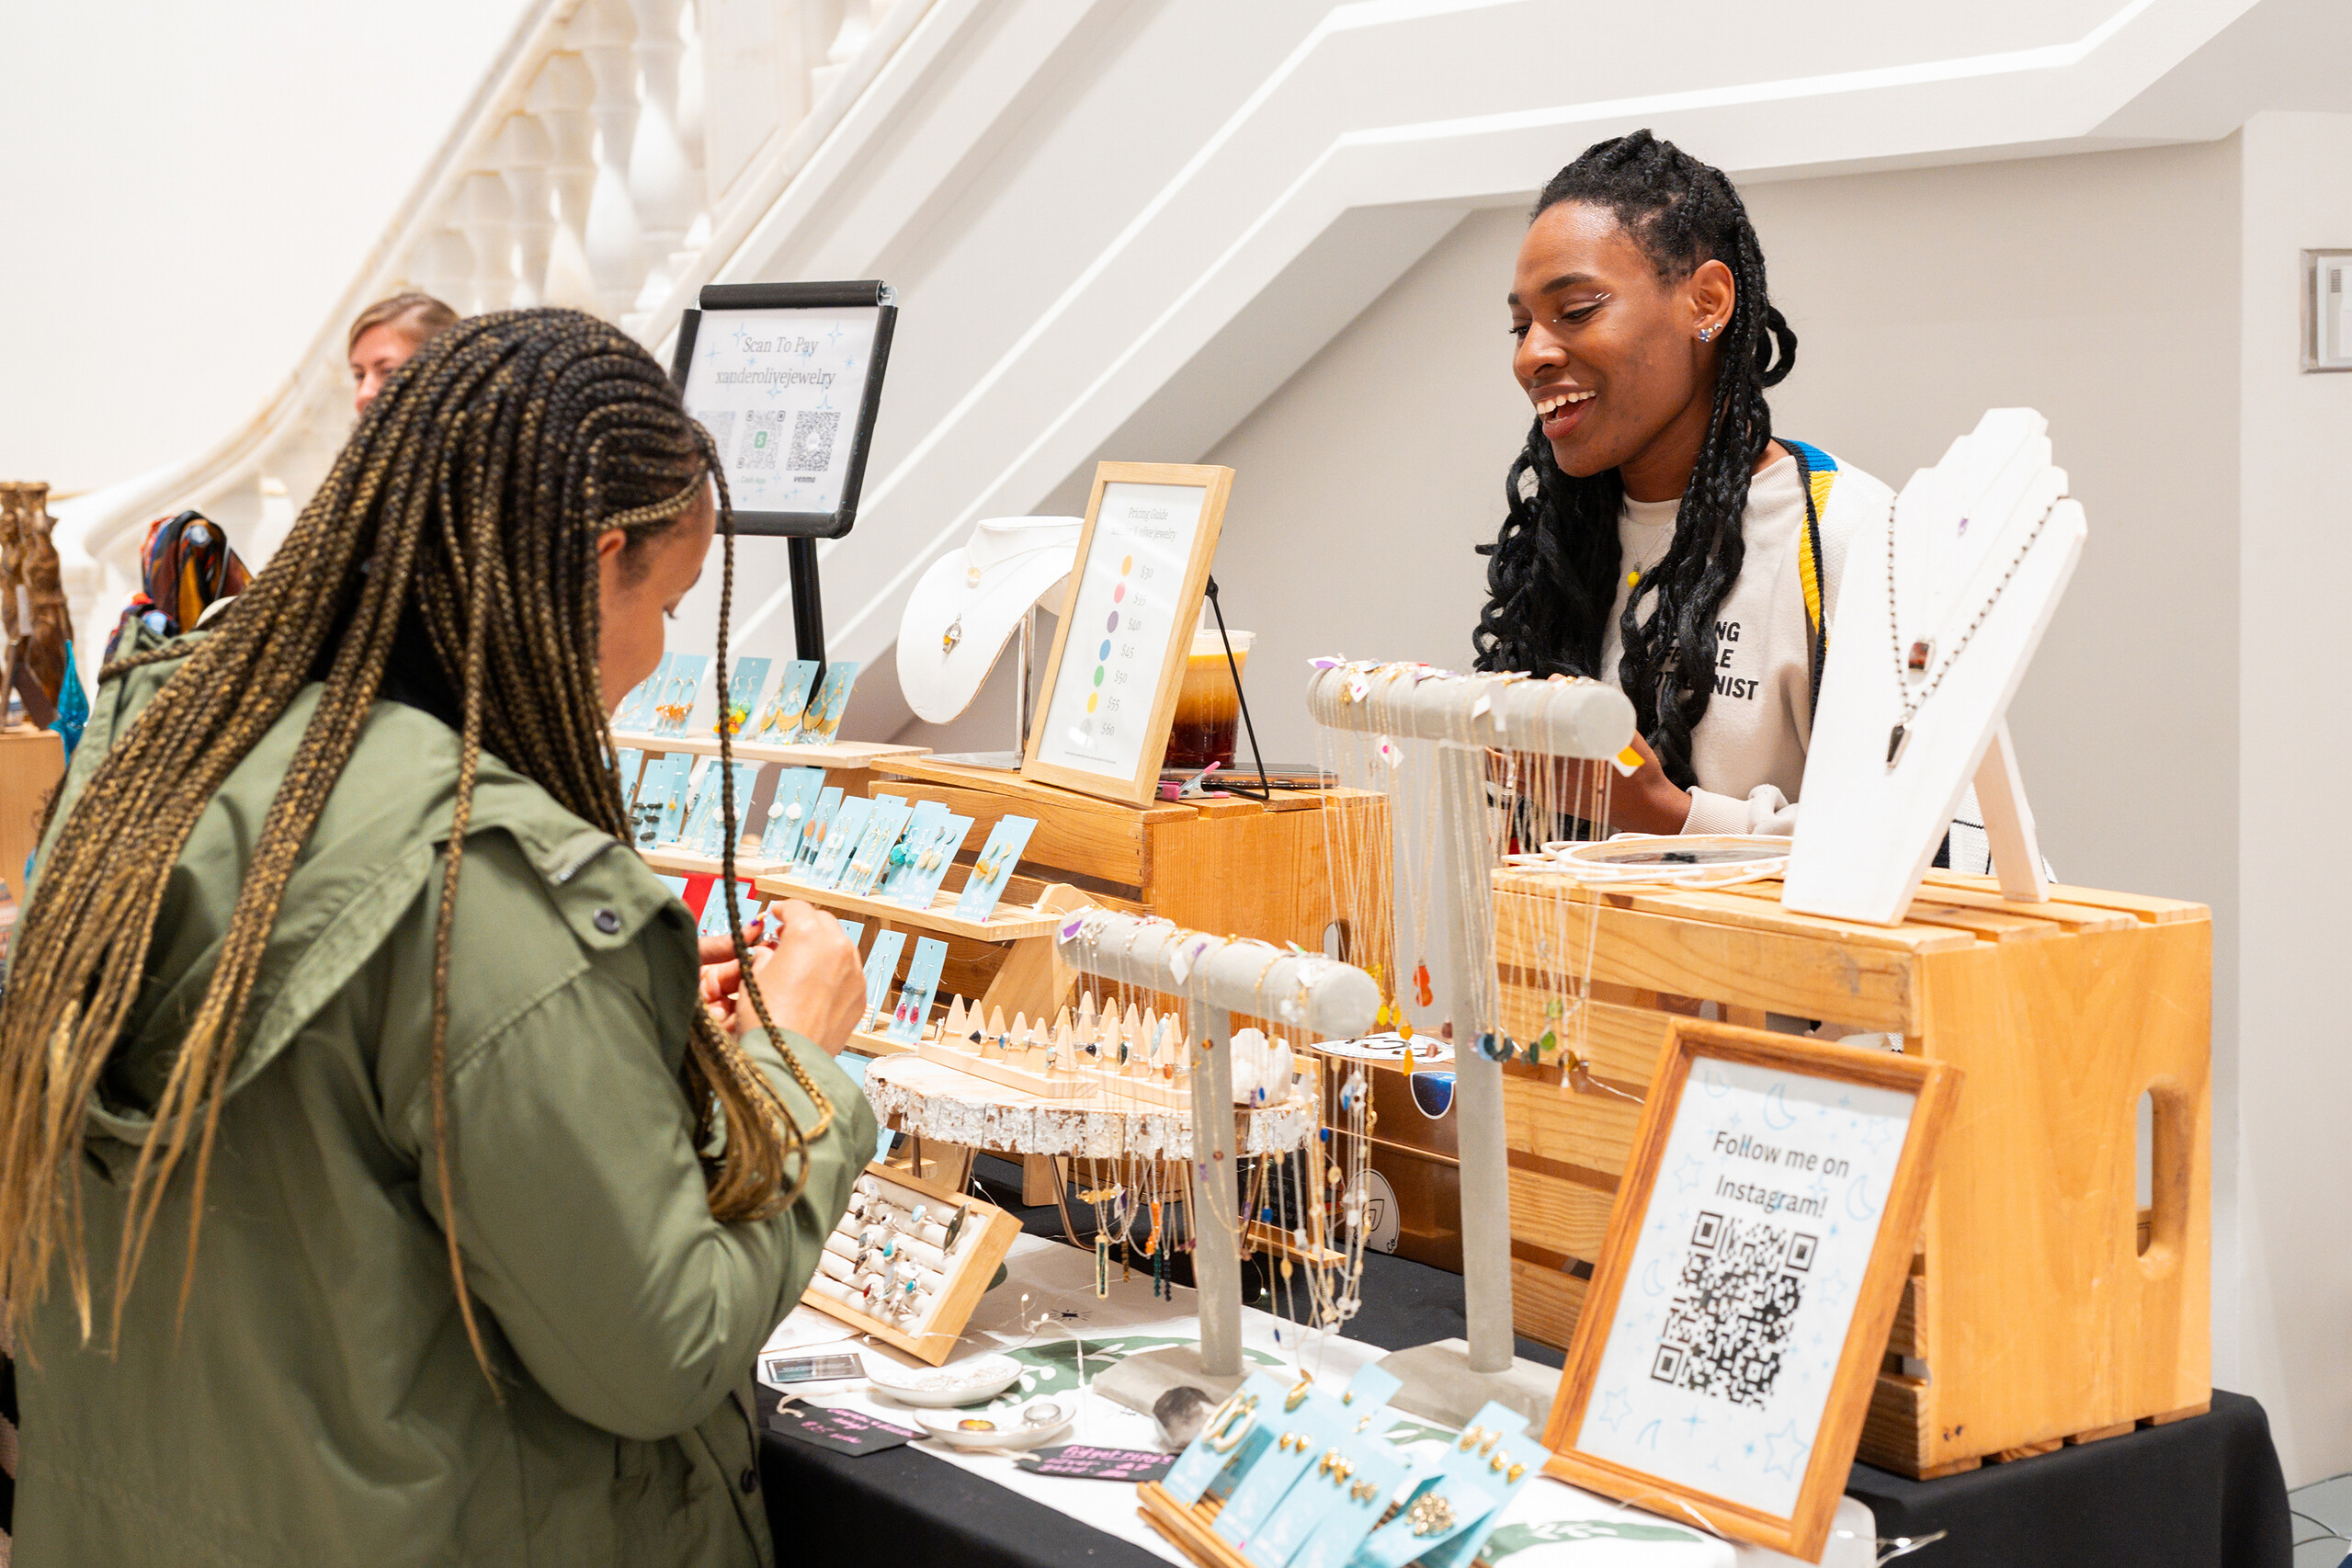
[0,309,874,1565]
[1478,131,1894,835]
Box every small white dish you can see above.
[864,1352,1023,1409]
[915,1398,1073,1451]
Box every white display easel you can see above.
[1051,911,1380,1415]
[1782,409,2086,926]
[1304,666,1637,1426]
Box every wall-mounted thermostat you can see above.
[2301,250,2352,371]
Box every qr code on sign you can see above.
[693,410,736,463]
[1648,1211,1814,1410]
[788,409,839,472]
[738,411,786,472]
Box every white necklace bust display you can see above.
[896,516,1081,723]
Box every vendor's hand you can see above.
[1605,732,1693,835]
[736,899,864,1056]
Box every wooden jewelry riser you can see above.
[801,1163,1023,1365]
[0,724,64,906]
[611,727,926,776]
[1490,867,2211,1478]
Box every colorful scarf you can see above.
[103,509,250,665]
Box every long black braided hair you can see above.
[1471,131,1797,788]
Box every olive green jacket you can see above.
[16,636,876,1567]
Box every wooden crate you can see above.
[1492,868,2210,1479]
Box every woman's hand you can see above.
[698,917,767,1023]
[1605,732,1693,835]
[735,899,866,1056]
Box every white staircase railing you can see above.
[51,0,937,681]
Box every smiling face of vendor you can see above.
[1508,200,1736,503]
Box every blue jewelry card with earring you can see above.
[952,815,1038,923]
[859,929,908,1030]
[753,659,820,741]
[757,767,827,862]
[612,653,673,732]
[887,937,949,1043]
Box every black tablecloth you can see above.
[762,1158,2290,1566]
[1843,1392,2292,1567]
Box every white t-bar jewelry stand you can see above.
[1306,667,1636,1426]
[1054,910,1380,1415]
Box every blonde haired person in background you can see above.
[346,290,460,414]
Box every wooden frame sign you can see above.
[1542,1021,1960,1561]
[1020,462,1231,805]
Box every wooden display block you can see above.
[1492,869,2210,1479]
[913,1035,1096,1099]
[0,725,63,906]
[801,1163,1023,1365]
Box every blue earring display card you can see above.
[652,653,710,737]
[887,937,949,1042]
[697,880,761,937]
[794,660,861,745]
[752,659,820,743]
[789,786,846,874]
[887,812,971,911]
[838,802,913,898]
[860,929,908,1028]
[802,796,873,887]
[630,754,689,846]
[758,767,828,861]
[685,761,760,855]
[953,816,1038,923]
[613,653,672,732]
[712,656,771,739]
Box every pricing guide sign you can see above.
[1033,482,1205,779]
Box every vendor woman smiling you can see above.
[1475,130,1894,837]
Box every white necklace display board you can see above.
[757,1233,1877,1567]
[1782,409,2085,926]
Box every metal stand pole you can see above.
[788,537,826,666]
[1189,1004,1242,1380]
[1013,608,1034,757]
[1438,739,1515,1376]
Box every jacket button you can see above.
[739,1466,758,1494]
[594,908,621,934]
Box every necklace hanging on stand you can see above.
[1882,497,2059,770]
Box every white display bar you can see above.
[1304,665,1634,761]
[1053,911,1380,1039]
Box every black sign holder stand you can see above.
[668,279,898,665]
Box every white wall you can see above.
[2234,110,2352,1489]
[1192,138,2318,1466]
[0,0,531,494]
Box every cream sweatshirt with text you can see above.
[1599,447,1893,836]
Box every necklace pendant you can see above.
[1886,722,1911,769]
[942,616,962,653]
[1906,639,1933,678]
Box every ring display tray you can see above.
[802,1163,1023,1366]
